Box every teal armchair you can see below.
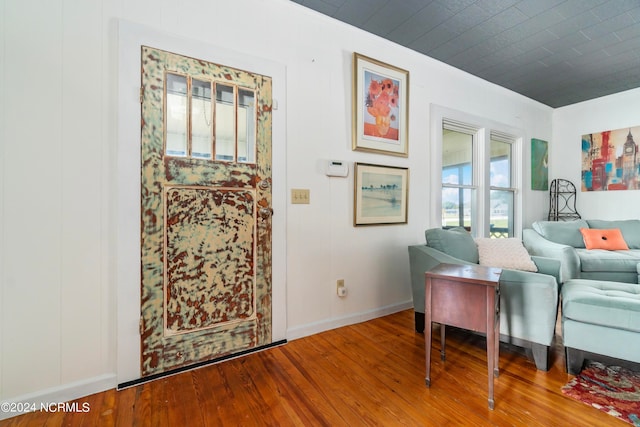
[408,228,561,371]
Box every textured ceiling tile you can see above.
[553,0,609,19]
[428,34,478,61]
[627,6,640,21]
[539,49,583,67]
[515,0,566,17]
[482,44,527,66]
[410,5,494,54]
[515,46,554,64]
[482,6,529,34]
[445,31,518,67]
[511,30,560,52]
[570,50,613,69]
[361,1,425,36]
[446,40,493,67]
[544,32,591,53]
[547,11,603,38]
[581,12,635,39]
[446,3,494,30]
[496,11,562,45]
[335,0,390,27]
[614,19,640,41]
[436,0,477,14]
[457,56,501,74]
[386,2,453,45]
[574,33,625,55]
[476,0,519,15]
[597,35,640,56]
[409,25,462,53]
[590,0,639,20]
[495,60,550,83]
[475,33,521,56]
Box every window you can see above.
[441,124,476,232]
[434,106,522,238]
[489,131,516,238]
[164,72,256,163]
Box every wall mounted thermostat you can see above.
[326,160,349,177]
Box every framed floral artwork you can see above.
[352,53,409,157]
[354,163,409,226]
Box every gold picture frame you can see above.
[354,163,409,226]
[352,53,409,157]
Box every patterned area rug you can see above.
[562,361,640,426]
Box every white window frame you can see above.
[430,105,524,238]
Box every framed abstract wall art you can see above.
[531,138,549,191]
[352,53,409,157]
[354,163,408,226]
[582,125,640,191]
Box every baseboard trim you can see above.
[0,374,116,421]
[286,300,413,341]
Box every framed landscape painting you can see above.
[352,53,409,157]
[354,163,408,226]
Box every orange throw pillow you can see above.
[579,228,629,250]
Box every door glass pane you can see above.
[442,187,474,232]
[215,84,235,161]
[490,190,513,237]
[490,139,511,187]
[238,89,256,163]
[191,79,212,159]
[442,129,473,185]
[166,73,188,157]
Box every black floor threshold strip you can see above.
[117,339,288,390]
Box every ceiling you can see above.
[291,0,640,108]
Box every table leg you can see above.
[494,290,500,378]
[440,323,446,361]
[425,279,432,387]
[486,287,496,410]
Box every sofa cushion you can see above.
[532,219,589,248]
[425,227,479,264]
[562,279,640,333]
[576,249,640,272]
[475,238,538,272]
[586,219,640,249]
[580,228,629,250]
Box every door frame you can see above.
[116,21,287,385]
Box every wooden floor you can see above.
[0,309,622,426]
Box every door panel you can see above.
[140,46,272,377]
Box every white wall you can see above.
[0,0,553,414]
[552,88,640,219]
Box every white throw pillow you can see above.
[475,238,538,272]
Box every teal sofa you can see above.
[408,227,561,371]
[523,219,640,284]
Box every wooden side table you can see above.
[424,263,502,409]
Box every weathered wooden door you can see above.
[140,46,273,377]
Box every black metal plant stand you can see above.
[548,179,581,221]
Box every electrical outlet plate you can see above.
[336,279,346,297]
